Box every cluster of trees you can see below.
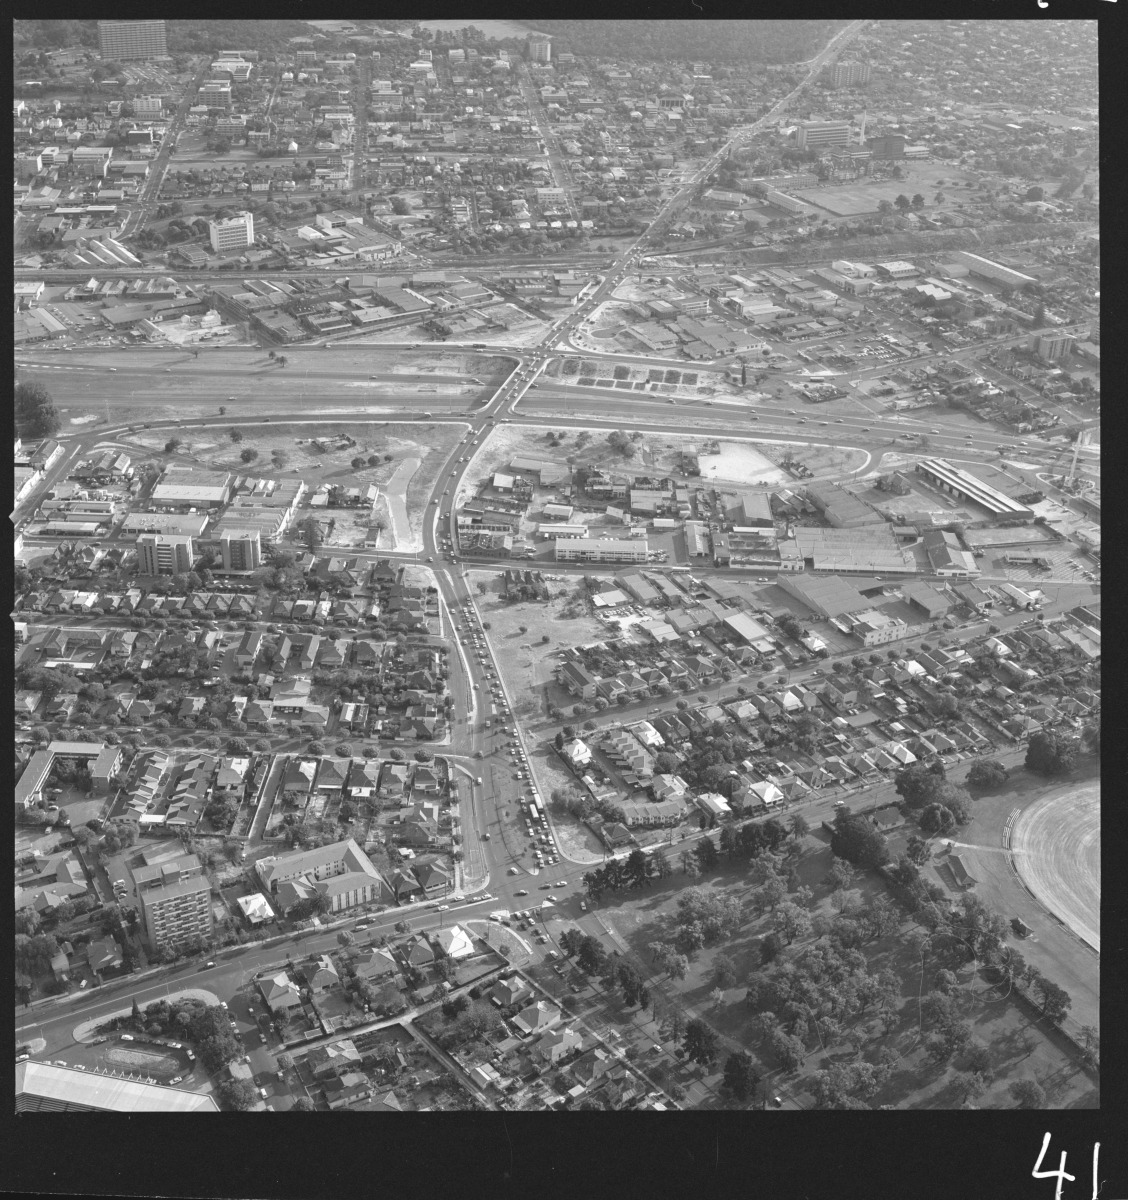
[551,786,627,829]
[1024,730,1079,777]
[606,429,642,458]
[744,930,905,1082]
[433,998,503,1050]
[136,997,240,1074]
[893,761,973,835]
[533,19,843,64]
[15,381,61,438]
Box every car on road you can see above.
[204,961,216,969]
[515,890,529,897]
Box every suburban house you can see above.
[355,947,399,982]
[308,1038,362,1079]
[490,976,534,1009]
[512,1000,563,1037]
[301,955,340,992]
[535,1024,584,1065]
[259,971,303,1013]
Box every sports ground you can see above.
[1011,783,1100,952]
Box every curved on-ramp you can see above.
[1010,784,1100,952]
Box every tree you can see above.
[722,1051,759,1102]
[920,803,955,835]
[694,836,719,874]
[769,1028,805,1073]
[560,928,584,958]
[1025,731,1078,777]
[1032,975,1072,1024]
[830,811,889,869]
[682,1019,719,1067]
[967,760,1007,790]
[824,856,854,892]
[712,954,738,990]
[1009,1079,1047,1109]
[894,762,949,810]
[906,835,933,866]
[240,448,259,463]
[773,902,811,946]
[788,814,810,840]
[577,934,608,976]
[218,1078,258,1111]
[15,381,62,438]
[291,1096,316,1111]
[759,931,784,965]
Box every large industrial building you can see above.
[777,574,872,620]
[16,1062,219,1112]
[791,526,915,575]
[950,251,1037,290]
[97,19,168,60]
[915,459,1034,521]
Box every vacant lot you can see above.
[468,569,605,719]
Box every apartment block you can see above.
[97,20,168,61]
[220,528,262,572]
[136,533,194,576]
[139,876,212,952]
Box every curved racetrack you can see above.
[1011,784,1100,952]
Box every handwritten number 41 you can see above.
[1033,1135,1105,1200]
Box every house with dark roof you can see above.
[513,1000,563,1037]
[301,955,340,992]
[412,861,450,897]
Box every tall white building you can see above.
[209,211,255,253]
[97,20,168,61]
[136,533,194,576]
[795,120,853,150]
[527,34,552,63]
[220,528,262,572]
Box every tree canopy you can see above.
[15,380,62,438]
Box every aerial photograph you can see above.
[13,18,1099,1120]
